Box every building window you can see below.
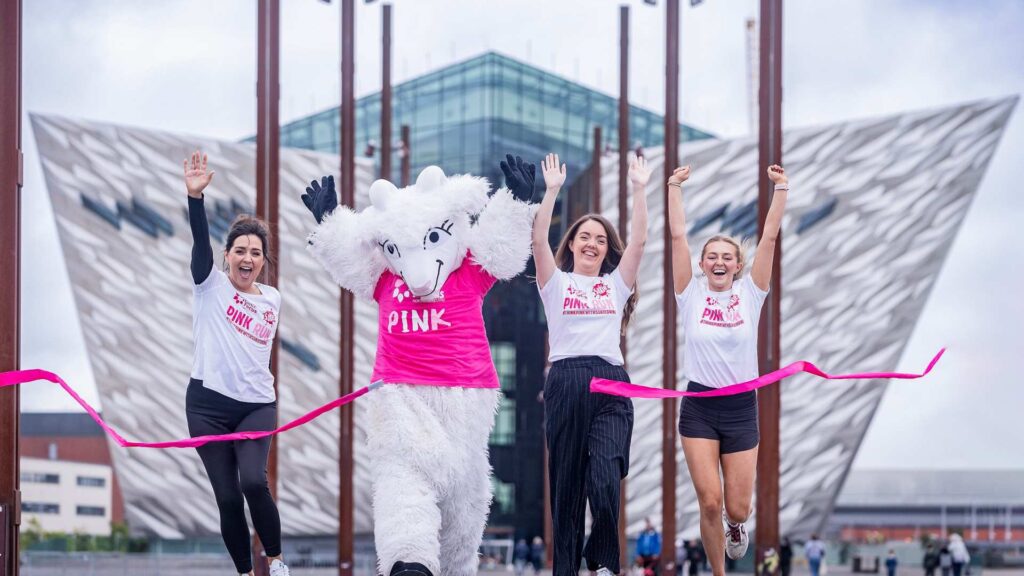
[491,478,515,516]
[491,398,516,446]
[491,342,516,392]
[23,502,60,514]
[76,506,106,517]
[77,476,106,488]
[21,472,59,484]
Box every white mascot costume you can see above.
[301,155,539,576]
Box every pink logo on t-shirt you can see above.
[226,303,271,345]
[700,293,744,328]
[562,279,615,315]
[371,253,499,389]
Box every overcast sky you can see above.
[18,0,1024,470]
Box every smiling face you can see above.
[380,217,461,299]
[699,238,743,291]
[569,218,610,276]
[366,166,489,301]
[224,233,265,293]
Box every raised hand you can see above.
[499,153,540,203]
[184,150,215,198]
[628,154,652,188]
[301,175,339,224]
[541,153,566,191]
[767,164,788,185]
[668,165,691,188]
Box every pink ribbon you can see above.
[1,349,944,447]
[590,348,945,399]
[0,368,378,449]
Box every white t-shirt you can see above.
[538,269,633,366]
[191,267,281,403]
[676,274,768,388]
[804,539,826,561]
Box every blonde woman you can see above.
[667,163,789,576]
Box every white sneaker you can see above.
[269,559,291,576]
[596,568,617,576]
[723,509,749,560]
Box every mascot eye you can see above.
[379,240,401,258]
[423,221,453,249]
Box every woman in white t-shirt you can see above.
[668,163,789,576]
[183,151,290,576]
[533,152,650,576]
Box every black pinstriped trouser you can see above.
[544,356,634,575]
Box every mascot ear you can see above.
[368,179,399,211]
[415,165,448,191]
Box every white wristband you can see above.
[774,184,789,191]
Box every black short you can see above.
[678,381,759,454]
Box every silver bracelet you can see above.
[668,182,682,188]
[774,184,789,191]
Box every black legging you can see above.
[185,379,280,574]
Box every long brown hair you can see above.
[553,213,638,334]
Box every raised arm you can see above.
[617,154,651,289]
[184,150,216,285]
[666,165,693,294]
[750,164,788,291]
[532,153,565,289]
[468,154,541,281]
[302,175,387,300]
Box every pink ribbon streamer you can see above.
[0,368,378,449]
[590,348,945,399]
[1,349,944,447]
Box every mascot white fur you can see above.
[301,155,539,576]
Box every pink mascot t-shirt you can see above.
[371,252,500,388]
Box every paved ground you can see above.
[19,555,1024,576]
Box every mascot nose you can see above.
[406,278,435,296]
[402,259,444,297]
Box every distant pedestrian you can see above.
[514,539,530,576]
[948,534,970,576]
[886,549,898,576]
[923,543,939,576]
[779,537,793,576]
[530,536,546,575]
[939,546,952,576]
[804,534,826,576]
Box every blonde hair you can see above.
[700,234,750,280]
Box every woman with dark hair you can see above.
[184,150,289,576]
[532,152,650,576]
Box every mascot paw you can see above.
[301,174,338,224]
[499,153,540,204]
[390,561,434,576]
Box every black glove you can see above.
[301,175,338,224]
[499,153,540,204]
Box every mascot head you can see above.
[366,166,489,300]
